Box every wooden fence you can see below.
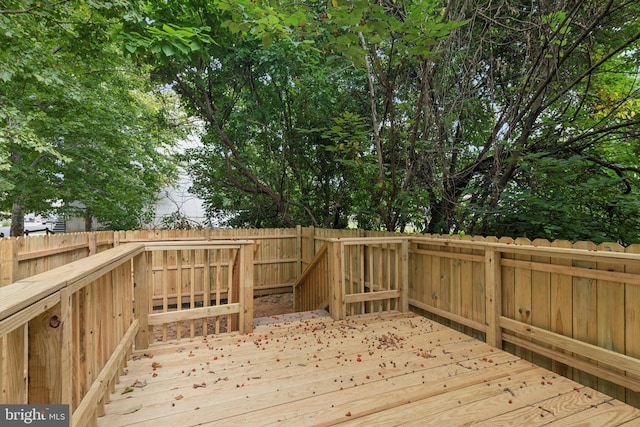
[1,228,299,296]
[407,235,640,408]
[0,240,254,426]
[1,227,639,409]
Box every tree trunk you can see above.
[10,201,25,237]
[85,212,93,232]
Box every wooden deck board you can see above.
[99,312,640,427]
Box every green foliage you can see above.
[1,1,181,232]
[481,154,640,245]
[122,0,640,243]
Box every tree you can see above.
[1,1,180,234]
[123,0,640,243]
[123,0,459,229]
[416,0,640,243]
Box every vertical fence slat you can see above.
[531,238,552,370]
[596,242,626,400]
[1,238,18,286]
[0,325,27,404]
[550,239,574,378]
[572,241,598,389]
[485,247,501,348]
[514,237,532,360]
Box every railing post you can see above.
[0,239,26,404]
[239,243,254,334]
[485,247,502,348]
[133,252,149,350]
[399,240,410,313]
[328,241,344,320]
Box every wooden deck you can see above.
[100,312,640,426]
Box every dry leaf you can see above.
[175,394,184,400]
[132,353,153,360]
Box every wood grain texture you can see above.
[98,313,640,427]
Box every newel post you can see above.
[133,251,149,350]
[485,247,502,348]
[328,241,344,320]
[0,239,26,404]
[399,240,410,313]
[238,243,254,334]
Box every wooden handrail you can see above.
[0,243,145,323]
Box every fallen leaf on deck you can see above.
[121,387,134,395]
[131,379,147,388]
[132,353,153,360]
[175,394,184,400]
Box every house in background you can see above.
[147,173,208,229]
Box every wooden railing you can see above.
[142,241,255,344]
[1,228,298,297]
[295,238,410,319]
[293,234,640,407]
[2,228,640,408]
[0,240,254,427]
[408,237,640,403]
